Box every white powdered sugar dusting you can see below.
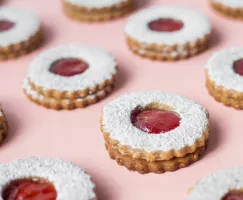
[102,91,208,152]
[206,47,243,92]
[212,0,243,8]
[0,157,96,200]
[187,167,243,200]
[23,78,108,102]
[0,7,40,47]
[65,0,128,8]
[26,45,117,92]
[124,5,211,46]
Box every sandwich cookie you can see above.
[101,92,209,174]
[206,47,243,109]
[23,45,117,110]
[124,5,211,61]
[0,157,96,200]
[211,0,243,19]
[0,7,42,61]
[62,0,135,22]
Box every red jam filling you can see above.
[2,178,57,200]
[148,18,184,32]
[222,191,243,200]
[233,59,243,76]
[0,20,15,32]
[131,108,181,134]
[49,58,89,77]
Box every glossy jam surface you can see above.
[148,18,183,32]
[2,178,57,200]
[222,191,243,200]
[131,108,181,134]
[0,20,15,32]
[49,58,89,77]
[233,59,243,76]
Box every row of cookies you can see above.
[2,0,242,62]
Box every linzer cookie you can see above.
[0,106,8,144]
[62,0,134,22]
[211,0,243,19]
[0,7,42,61]
[124,5,211,61]
[0,157,96,200]
[206,47,243,109]
[23,45,117,110]
[187,167,243,200]
[100,92,209,174]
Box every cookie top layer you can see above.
[212,0,243,8]
[26,45,117,92]
[187,167,243,200]
[0,157,96,200]
[101,91,208,152]
[0,7,40,47]
[124,5,211,46]
[206,47,243,92]
[64,0,128,8]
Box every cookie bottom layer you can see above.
[24,81,114,110]
[126,35,209,61]
[0,110,8,144]
[105,141,206,174]
[62,0,134,22]
[211,1,243,20]
[206,73,243,109]
[0,29,43,61]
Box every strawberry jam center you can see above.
[49,58,89,77]
[148,18,183,32]
[233,59,243,76]
[2,178,57,200]
[222,191,243,200]
[0,20,15,32]
[131,108,181,134]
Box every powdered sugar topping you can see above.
[187,167,243,200]
[0,7,40,47]
[206,47,243,92]
[26,45,117,92]
[102,92,208,152]
[64,0,128,8]
[0,157,96,200]
[212,0,243,8]
[124,5,211,46]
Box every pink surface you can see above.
[0,0,242,199]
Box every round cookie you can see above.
[187,167,243,200]
[0,106,8,144]
[210,0,243,19]
[0,157,96,200]
[100,92,209,174]
[0,7,42,61]
[62,0,134,22]
[23,45,117,110]
[124,5,211,61]
[206,47,243,109]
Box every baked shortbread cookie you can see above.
[187,167,243,200]
[124,5,211,61]
[101,92,209,174]
[62,0,134,22]
[0,105,8,144]
[210,0,243,19]
[0,157,96,200]
[23,45,117,110]
[0,7,42,61]
[206,47,243,109]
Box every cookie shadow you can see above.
[204,117,222,156]
[208,27,222,50]
[42,23,55,46]
[114,64,131,91]
[135,0,149,9]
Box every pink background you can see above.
[0,0,242,199]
